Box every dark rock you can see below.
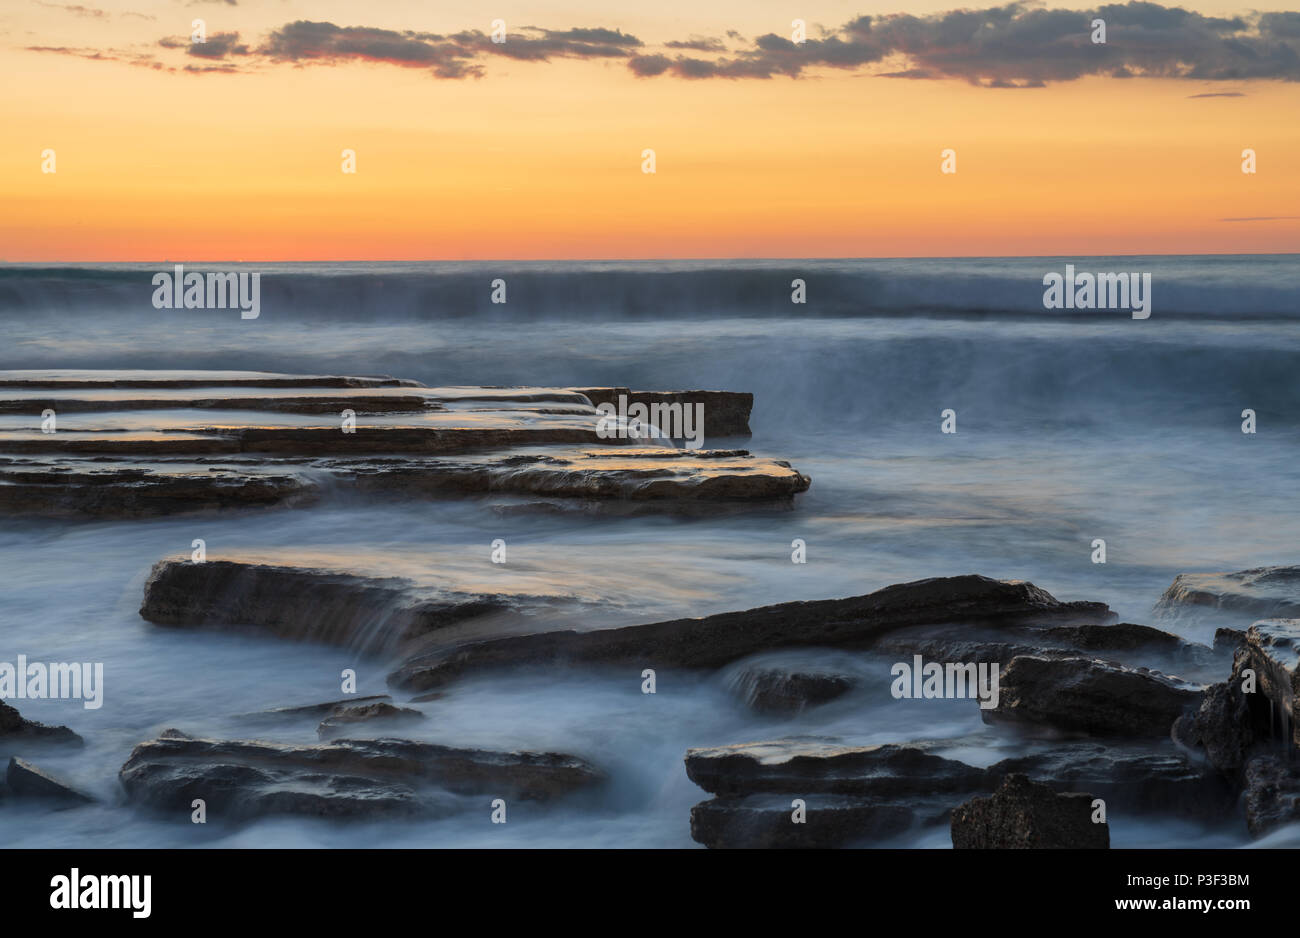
[570,388,753,437]
[0,701,82,747]
[391,575,1113,692]
[1171,678,1260,779]
[726,666,856,713]
[1244,755,1300,837]
[6,757,94,805]
[1234,619,1300,748]
[986,655,1203,737]
[140,558,610,654]
[686,736,1224,817]
[238,695,392,722]
[686,739,989,797]
[1040,622,1187,653]
[317,703,424,739]
[951,773,1108,849]
[119,735,602,820]
[690,792,932,848]
[1215,627,1247,653]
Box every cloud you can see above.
[33,2,107,17]
[159,31,248,58]
[23,4,1300,86]
[633,2,1300,84]
[253,20,641,77]
[1219,215,1300,221]
[664,36,727,52]
[1187,91,1245,97]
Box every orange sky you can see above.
[2,0,1297,260]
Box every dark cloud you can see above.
[664,36,727,52]
[1188,91,1245,97]
[159,31,248,58]
[247,20,642,76]
[635,2,1300,84]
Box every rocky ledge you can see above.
[0,370,794,517]
[118,733,603,821]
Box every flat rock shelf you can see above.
[0,370,807,517]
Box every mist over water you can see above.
[1,257,1297,847]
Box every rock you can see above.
[0,370,421,389]
[690,792,930,848]
[238,695,393,723]
[986,656,1203,737]
[570,388,753,437]
[139,556,615,654]
[6,757,94,805]
[390,574,1113,692]
[329,448,811,501]
[1215,627,1247,652]
[1244,755,1300,837]
[1234,619,1300,748]
[0,448,810,518]
[951,773,1108,849]
[1171,678,1260,779]
[119,735,603,820]
[685,737,1210,847]
[685,736,1224,816]
[1156,567,1300,624]
[685,739,989,797]
[317,703,424,739]
[725,666,856,713]
[0,701,82,747]
[871,620,1213,676]
[0,371,808,518]
[0,462,315,518]
[1039,622,1188,653]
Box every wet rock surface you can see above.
[986,655,1203,737]
[683,736,1218,847]
[1156,567,1300,624]
[118,735,603,821]
[0,701,82,748]
[725,666,857,713]
[0,371,799,517]
[951,773,1108,849]
[389,574,1112,691]
[317,702,425,740]
[1244,754,1300,837]
[6,757,95,805]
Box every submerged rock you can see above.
[119,735,603,821]
[390,574,1112,691]
[238,695,393,723]
[986,655,1203,737]
[6,757,94,805]
[725,666,856,714]
[951,773,1108,849]
[317,702,425,740]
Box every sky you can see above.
[2,0,1298,260]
